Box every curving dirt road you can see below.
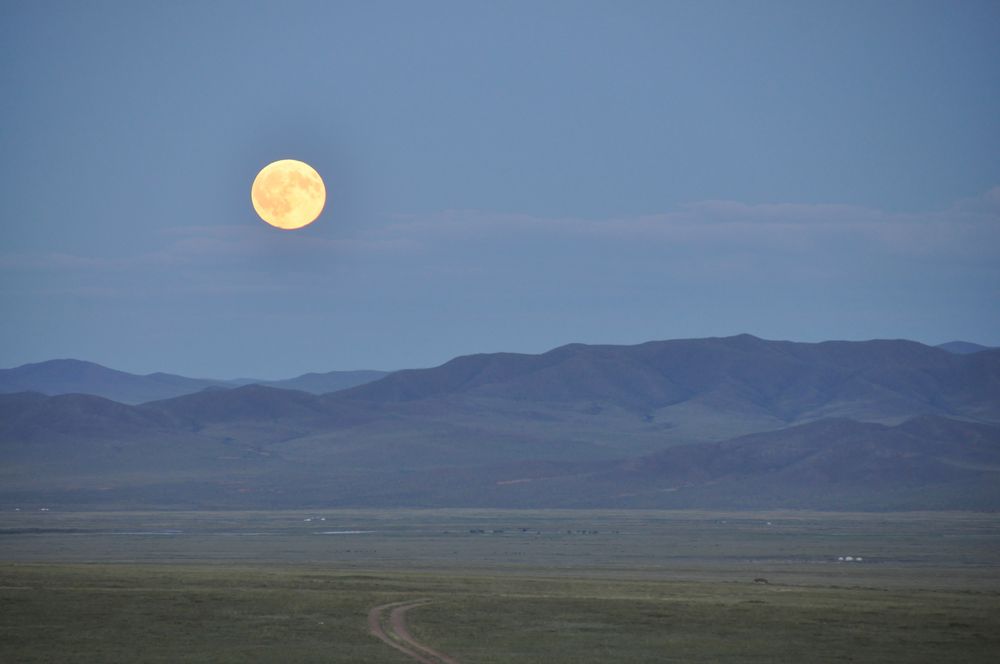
[368,599,460,664]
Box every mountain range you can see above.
[1,339,989,404]
[0,359,387,404]
[1,335,998,510]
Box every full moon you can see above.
[251,159,326,230]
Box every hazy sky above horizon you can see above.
[2,0,999,379]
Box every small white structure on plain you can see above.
[856,556,863,562]
[845,556,855,561]
[837,556,845,561]
[304,518,313,522]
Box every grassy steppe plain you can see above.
[2,509,999,662]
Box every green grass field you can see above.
[2,509,999,662]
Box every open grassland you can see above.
[412,577,1000,663]
[1,509,999,662]
[2,564,998,663]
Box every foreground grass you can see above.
[0,564,414,663]
[414,580,1000,663]
[1,564,998,663]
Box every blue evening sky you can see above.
[2,0,998,378]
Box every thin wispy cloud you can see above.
[4,188,998,288]
[385,187,1000,259]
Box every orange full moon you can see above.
[251,159,326,230]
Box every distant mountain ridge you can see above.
[0,359,227,405]
[936,341,997,354]
[255,370,388,395]
[335,334,1000,429]
[0,359,388,404]
[2,335,999,510]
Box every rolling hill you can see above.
[0,359,387,404]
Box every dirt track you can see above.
[368,599,460,664]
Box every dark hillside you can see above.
[579,416,1000,510]
[141,385,327,424]
[337,336,1000,426]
